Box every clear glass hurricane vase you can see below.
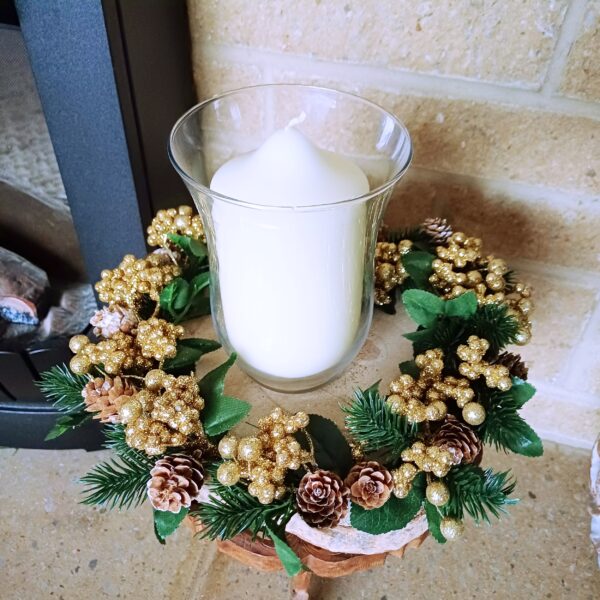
[169,84,412,392]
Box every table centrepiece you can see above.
[39,206,542,597]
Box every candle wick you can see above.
[285,111,307,130]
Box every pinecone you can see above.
[296,469,349,528]
[147,453,204,513]
[82,376,136,423]
[431,415,482,465]
[421,217,453,245]
[344,461,394,510]
[492,352,528,381]
[90,305,138,338]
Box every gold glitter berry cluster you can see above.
[95,252,181,308]
[68,317,183,375]
[374,240,412,306]
[216,407,312,505]
[146,205,205,248]
[118,369,205,455]
[387,348,482,425]
[429,232,533,344]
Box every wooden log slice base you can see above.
[186,515,428,599]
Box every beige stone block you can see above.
[567,308,600,396]
[384,171,600,272]
[560,0,600,101]
[187,0,568,88]
[267,69,600,195]
[512,273,596,385]
[368,91,600,196]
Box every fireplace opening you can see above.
[0,20,101,449]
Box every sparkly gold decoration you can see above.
[216,407,311,504]
[428,231,534,343]
[69,331,153,375]
[462,401,486,426]
[457,336,512,391]
[440,517,464,541]
[69,334,90,354]
[387,348,474,423]
[374,239,412,306]
[391,462,419,499]
[119,372,205,455]
[135,318,184,362]
[401,442,454,478]
[217,461,241,486]
[426,480,450,507]
[95,252,180,308]
[146,205,205,248]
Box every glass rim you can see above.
[168,83,412,211]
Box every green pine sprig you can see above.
[103,423,156,467]
[343,383,417,461]
[80,451,154,510]
[37,364,88,413]
[441,464,518,524]
[194,478,295,541]
[477,388,543,457]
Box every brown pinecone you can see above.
[431,415,482,465]
[492,352,528,381]
[82,376,136,423]
[147,453,204,513]
[421,217,453,245]
[296,469,349,528]
[90,305,138,338]
[344,461,394,510]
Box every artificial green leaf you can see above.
[266,527,304,577]
[173,280,191,311]
[424,500,446,544]
[444,291,478,318]
[160,278,188,317]
[163,338,221,372]
[350,473,425,534]
[167,233,207,259]
[510,378,536,408]
[402,289,445,327]
[154,521,166,545]
[153,507,189,542]
[399,360,419,378]
[204,395,251,437]
[401,250,435,288]
[45,412,92,441]
[501,420,543,457]
[189,271,210,294]
[200,354,251,437]
[304,414,353,477]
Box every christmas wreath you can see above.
[40,207,542,577]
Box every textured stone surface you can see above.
[560,0,600,101]
[1,443,595,599]
[360,90,600,196]
[386,171,600,272]
[188,0,569,88]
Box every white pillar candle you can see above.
[210,124,369,380]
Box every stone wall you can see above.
[186,0,600,448]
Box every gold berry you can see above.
[217,462,241,486]
[237,437,263,462]
[144,369,166,392]
[462,402,486,426]
[440,517,464,540]
[218,436,239,460]
[426,481,450,507]
[70,354,91,374]
[69,335,90,354]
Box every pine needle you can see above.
[103,424,155,468]
[442,464,518,524]
[37,364,88,413]
[343,383,416,460]
[194,480,295,541]
[80,454,152,510]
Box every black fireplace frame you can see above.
[0,0,198,449]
